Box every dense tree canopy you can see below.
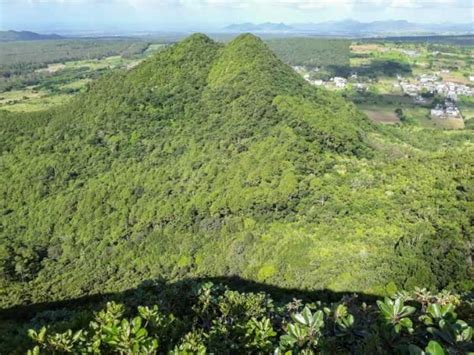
[266,38,350,69]
[0,33,472,321]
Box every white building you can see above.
[431,102,462,120]
[333,77,347,89]
[355,83,367,91]
[419,74,438,84]
[401,49,419,57]
[414,96,427,104]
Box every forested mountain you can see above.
[0,30,63,41]
[0,32,472,322]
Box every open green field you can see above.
[0,87,72,112]
[361,107,400,124]
[357,102,436,127]
[351,92,441,128]
[60,78,92,91]
[61,55,130,70]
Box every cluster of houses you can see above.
[398,74,473,101]
[300,75,349,89]
[293,66,353,90]
[332,77,348,88]
[430,101,463,120]
[307,76,351,89]
[298,67,472,101]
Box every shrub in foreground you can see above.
[26,283,473,354]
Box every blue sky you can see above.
[0,0,472,33]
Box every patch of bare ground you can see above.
[440,73,470,85]
[432,117,465,129]
[363,110,400,124]
[351,44,387,53]
[35,63,66,74]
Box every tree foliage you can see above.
[266,38,351,69]
[11,282,474,354]
[0,34,472,317]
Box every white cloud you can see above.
[7,0,473,17]
[14,0,472,6]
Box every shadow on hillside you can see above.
[0,275,379,321]
[348,92,421,106]
[329,59,412,78]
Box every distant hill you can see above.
[223,22,294,33]
[224,20,474,36]
[0,30,64,41]
[294,20,474,36]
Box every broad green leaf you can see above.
[376,300,392,318]
[407,344,423,355]
[425,340,445,355]
[399,317,413,329]
[428,304,441,319]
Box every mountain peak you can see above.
[177,33,215,47]
[229,33,265,46]
[207,32,300,92]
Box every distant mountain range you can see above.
[223,20,474,36]
[224,22,294,33]
[0,30,64,41]
[2,22,472,41]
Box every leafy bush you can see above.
[23,282,473,354]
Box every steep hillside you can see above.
[0,34,472,312]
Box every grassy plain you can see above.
[361,108,400,124]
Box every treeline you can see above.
[0,39,149,67]
[266,38,351,68]
[374,35,474,47]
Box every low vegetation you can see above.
[3,281,472,354]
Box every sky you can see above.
[0,0,473,33]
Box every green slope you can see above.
[0,34,472,309]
